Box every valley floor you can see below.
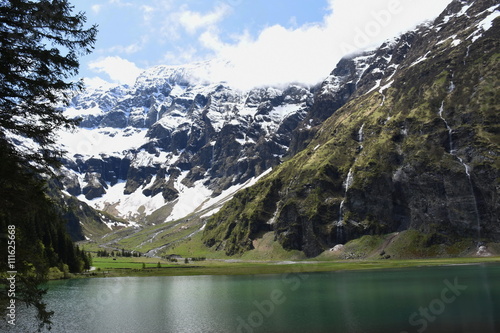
[70,226,500,280]
[73,256,500,279]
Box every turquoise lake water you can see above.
[4,263,499,332]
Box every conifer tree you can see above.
[0,0,97,167]
[0,0,97,329]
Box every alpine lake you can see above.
[5,258,499,333]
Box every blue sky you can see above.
[73,0,453,89]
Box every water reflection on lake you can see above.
[5,263,500,332]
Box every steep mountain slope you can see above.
[57,61,316,227]
[202,0,500,257]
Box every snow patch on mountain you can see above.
[58,127,148,157]
[468,5,500,42]
[166,178,212,223]
[77,179,166,220]
[56,58,315,224]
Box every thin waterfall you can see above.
[439,101,454,153]
[438,100,481,242]
[337,170,353,224]
[338,200,345,224]
[344,168,354,191]
[448,81,455,93]
[337,200,345,243]
[358,123,365,145]
[464,44,471,65]
[337,167,354,243]
[336,123,365,243]
[457,156,481,241]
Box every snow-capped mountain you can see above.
[56,0,499,249]
[202,0,500,257]
[57,60,315,225]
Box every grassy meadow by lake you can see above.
[84,255,500,278]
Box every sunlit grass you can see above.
[80,255,500,279]
[91,257,174,270]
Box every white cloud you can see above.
[195,0,452,89]
[82,0,453,90]
[289,16,298,28]
[141,5,155,23]
[199,29,225,51]
[108,0,132,6]
[325,0,453,53]
[91,4,102,14]
[138,2,231,43]
[88,56,143,86]
[178,3,231,35]
[83,76,117,90]
[162,45,199,65]
[106,36,148,55]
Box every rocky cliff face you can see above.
[202,0,500,256]
[57,61,316,224]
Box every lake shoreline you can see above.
[20,262,500,333]
[63,256,500,280]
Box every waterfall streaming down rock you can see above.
[337,197,346,225]
[448,81,456,93]
[456,156,481,241]
[338,168,354,221]
[439,101,454,153]
[336,165,355,244]
[336,197,345,242]
[358,123,365,146]
[464,44,471,65]
[344,168,354,192]
[336,122,366,242]
[438,100,481,242]
[339,167,355,221]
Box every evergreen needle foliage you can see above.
[0,0,97,330]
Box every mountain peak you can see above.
[53,0,499,259]
[201,0,500,257]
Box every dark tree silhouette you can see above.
[0,0,97,167]
[0,0,97,330]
